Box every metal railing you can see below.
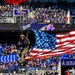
[0,67,59,75]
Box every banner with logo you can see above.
[61,59,75,66]
[13,9,28,16]
[20,23,75,31]
[70,10,75,16]
[20,23,55,31]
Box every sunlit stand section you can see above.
[57,61,61,75]
[6,17,14,23]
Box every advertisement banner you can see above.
[61,59,75,66]
[70,10,75,16]
[19,23,75,31]
[13,9,28,16]
[20,23,55,31]
[0,23,74,31]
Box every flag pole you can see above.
[29,0,31,9]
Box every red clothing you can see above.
[65,71,69,75]
[64,16,68,21]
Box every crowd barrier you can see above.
[0,23,74,31]
[0,70,58,75]
[0,67,59,75]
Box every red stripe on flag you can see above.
[25,31,75,60]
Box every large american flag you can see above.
[25,30,75,60]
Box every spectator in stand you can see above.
[0,3,68,24]
[65,70,69,75]
[33,7,66,24]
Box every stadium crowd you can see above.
[0,41,59,75]
[0,4,67,24]
[0,0,75,74]
[0,5,12,16]
[1,0,75,24]
[24,7,67,24]
[0,40,74,75]
[34,8,66,24]
[0,42,18,73]
[0,5,12,23]
[0,34,59,74]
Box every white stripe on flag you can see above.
[25,31,75,60]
